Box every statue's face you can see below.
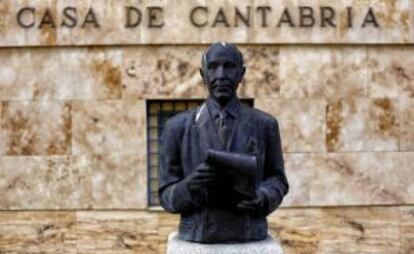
[200,45,245,105]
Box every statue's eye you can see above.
[207,62,218,70]
[224,62,237,68]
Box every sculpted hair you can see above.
[201,42,244,69]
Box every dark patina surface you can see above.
[159,43,289,243]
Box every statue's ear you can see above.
[238,66,246,83]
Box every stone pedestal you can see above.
[166,232,284,254]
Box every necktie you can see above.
[218,112,229,146]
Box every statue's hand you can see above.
[186,163,218,193]
[236,190,266,216]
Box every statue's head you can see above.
[200,42,246,106]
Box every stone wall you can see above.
[0,1,413,254]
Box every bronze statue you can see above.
[159,43,289,243]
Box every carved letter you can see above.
[38,9,56,29]
[190,6,208,27]
[256,6,271,27]
[277,8,295,27]
[212,8,230,27]
[235,6,251,27]
[320,6,336,27]
[62,7,77,28]
[82,8,100,28]
[125,6,142,28]
[17,7,35,28]
[299,6,315,27]
[362,7,379,28]
[147,7,164,28]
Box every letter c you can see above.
[17,7,35,28]
[190,6,208,27]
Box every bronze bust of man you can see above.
[159,43,289,243]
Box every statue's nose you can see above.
[216,65,225,78]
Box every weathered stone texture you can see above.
[284,152,414,207]
[326,98,399,152]
[0,101,71,155]
[238,46,280,98]
[400,98,414,151]
[122,46,207,99]
[0,207,411,254]
[318,207,401,254]
[400,206,414,254]
[0,48,122,101]
[71,100,145,155]
[279,46,368,99]
[268,208,321,254]
[369,47,414,98]
[33,48,123,100]
[256,98,326,152]
[0,154,146,210]
[0,212,76,253]
[76,211,159,254]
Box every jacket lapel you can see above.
[227,105,255,153]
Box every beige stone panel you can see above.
[33,48,122,100]
[76,211,158,254]
[0,1,25,46]
[368,47,414,98]
[326,98,399,152]
[310,152,414,206]
[281,154,316,207]
[0,154,146,210]
[75,153,147,209]
[158,213,179,254]
[122,46,207,99]
[256,98,326,152]
[400,98,414,151]
[337,0,412,43]
[0,50,34,101]
[72,100,145,155]
[280,46,368,99]
[0,101,71,155]
[400,206,414,254]
[0,156,92,210]
[0,211,76,253]
[319,207,401,254]
[268,208,322,254]
[238,46,280,99]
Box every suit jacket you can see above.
[158,99,289,243]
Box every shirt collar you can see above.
[206,96,240,119]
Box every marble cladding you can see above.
[71,100,145,155]
[0,101,71,155]
[0,154,147,210]
[0,45,414,209]
[283,152,414,207]
[0,207,411,254]
[368,47,414,98]
[0,0,414,45]
[279,46,368,99]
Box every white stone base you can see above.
[166,232,284,254]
